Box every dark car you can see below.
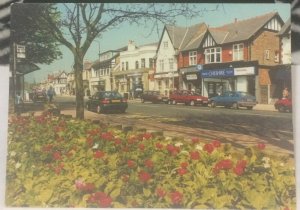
[209,91,257,109]
[32,90,47,103]
[141,91,169,104]
[274,98,292,113]
[86,91,128,113]
[168,90,209,106]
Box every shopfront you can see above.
[180,65,202,93]
[201,66,257,98]
[154,72,179,96]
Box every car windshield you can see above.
[100,92,122,98]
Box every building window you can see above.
[121,62,124,71]
[159,60,164,71]
[158,80,162,90]
[149,58,154,68]
[165,79,169,88]
[265,50,270,60]
[169,58,174,70]
[135,61,139,69]
[233,43,244,61]
[141,58,145,68]
[189,51,197,65]
[126,62,129,70]
[163,41,168,49]
[205,47,221,63]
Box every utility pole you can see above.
[12,42,17,113]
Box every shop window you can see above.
[205,47,221,63]
[233,43,244,61]
[169,58,174,70]
[158,80,162,90]
[165,79,169,88]
[141,58,145,68]
[189,51,197,65]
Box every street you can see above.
[47,95,294,156]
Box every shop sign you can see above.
[197,64,203,71]
[201,68,234,78]
[186,74,198,80]
[154,72,179,79]
[234,67,255,75]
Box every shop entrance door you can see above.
[208,82,225,98]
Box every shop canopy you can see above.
[16,60,40,75]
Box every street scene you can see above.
[6,3,295,209]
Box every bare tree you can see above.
[40,3,217,119]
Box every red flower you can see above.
[127,160,135,168]
[191,137,200,144]
[75,180,95,192]
[170,191,183,205]
[236,160,247,168]
[180,162,188,169]
[101,132,114,141]
[203,143,214,154]
[156,142,164,150]
[143,132,152,140]
[139,171,151,183]
[233,160,247,176]
[114,138,122,145]
[127,136,137,144]
[166,144,180,156]
[214,159,233,174]
[139,144,145,151]
[190,151,200,160]
[257,143,266,150]
[212,140,221,148]
[144,159,154,168]
[177,168,188,176]
[88,192,112,208]
[53,151,62,160]
[156,188,167,198]
[86,137,94,147]
[94,150,105,159]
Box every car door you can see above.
[219,92,230,106]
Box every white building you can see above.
[52,71,68,95]
[113,40,157,97]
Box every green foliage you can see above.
[6,114,296,209]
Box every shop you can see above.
[201,61,258,98]
[180,65,202,93]
[154,71,179,96]
[268,64,291,100]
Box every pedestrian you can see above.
[15,92,23,115]
[282,87,289,99]
[47,86,55,103]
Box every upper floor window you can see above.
[163,41,168,49]
[233,44,244,61]
[189,51,197,65]
[141,58,145,68]
[126,62,129,70]
[265,50,270,60]
[149,58,154,68]
[169,58,174,70]
[135,61,139,69]
[205,47,221,64]
[121,62,125,71]
[159,60,164,71]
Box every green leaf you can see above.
[143,188,151,198]
[37,188,53,203]
[110,188,121,199]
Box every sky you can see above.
[24,3,291,83]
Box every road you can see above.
[29,95,294,156]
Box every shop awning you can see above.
[180,66,200,74]
[16,61,40,75]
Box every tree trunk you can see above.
[74,53,84,119]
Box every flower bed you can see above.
[6,114,296,209]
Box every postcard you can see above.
[1,2,297,209]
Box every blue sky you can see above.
[25,3,290,83]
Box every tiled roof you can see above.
[165,24,187,49]
[210,12,279,44]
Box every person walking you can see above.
[282,87,289,99]
[47,86,55,103]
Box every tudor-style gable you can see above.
[264,16,282,31]
[202,33,217,48]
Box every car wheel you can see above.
[211,101,216,108]
[190,100,195,106]
[232,102,239,109]
[96,105,102,114]
[247,106,253,110]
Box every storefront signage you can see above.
[186,74,198,80]
[197,64,203,71]
[201,68,234,78]
[234,67,255,76]
[154,73,179,79]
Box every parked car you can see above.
[274,98,292,113]
[86,91,128,113]
[141,91,169,104]
[32,90,47,103]
[168,90,209,106]
[209,91,257,109]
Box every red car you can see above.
[274,98,292,113]
[168,90,209,106]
